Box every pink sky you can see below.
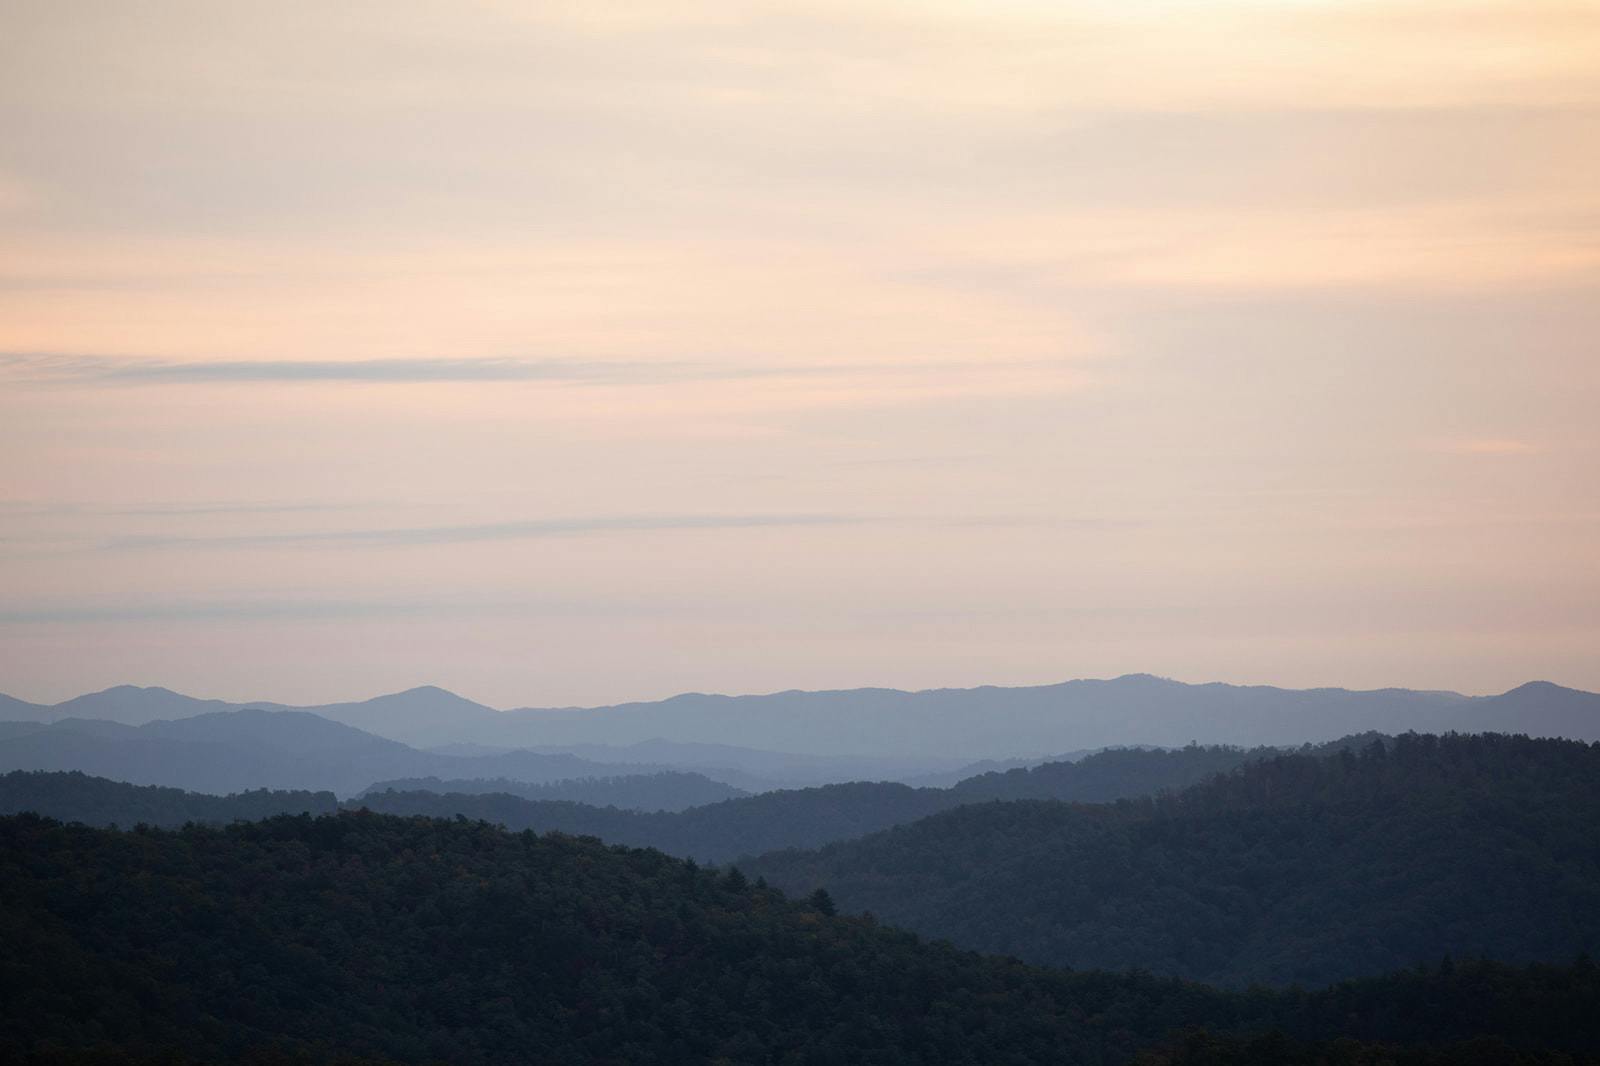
[2,1,1598,705]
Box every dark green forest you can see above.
[0,742,1281,865]
[353,779,956,864]
[359,771,747,812]
[4,811,1599,1065]
[352,742,1295,863]
[746,733,1600,986]
[6,733,1600,1062]
[0,770,337,828]
[1130,1029,1599,1066]
[944,742,1294,803]
[1,743,1281,861]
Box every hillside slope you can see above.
[3,811,1598,1064]
[746,733,1600,986]
[352,742,1282,863]
[0,770,336,827]
[358,771,748,812]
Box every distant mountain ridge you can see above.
[0,693,47,719]
[47,685,237,725]
[3,675,1597,756]
[0,711,704,797]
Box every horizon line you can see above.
[4,674,1577,713]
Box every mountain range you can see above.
[0,711,705,797]
[4,675,1598,758]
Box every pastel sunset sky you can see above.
[2,0,1597,705]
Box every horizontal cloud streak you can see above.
[0,595,667,625]
[0,600,437,625]
[103,513,870,551]
[3,354,704,386]
[1439,438,1541,456]
[113,358,645,384]
[0,354,1050,388]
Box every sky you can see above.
[1,0,1598,707]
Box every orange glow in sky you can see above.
[2,1,1597,704]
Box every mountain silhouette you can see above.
[0,709,708,797]
[4,675,1596,760]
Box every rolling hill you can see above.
[745,733,1600,986]
[352,742,1290,863]
[359,771,747,812]
[0,770,336,827]
[1,742,1289,861]
[4,810,1597,1064]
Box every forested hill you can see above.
[353,742,1288,863]
[0,770,336,828]
[745,733,1600,987]
[4,811,1600,1065]
[946,741,1304,803]
[355,780,954,864]
[0,742,1279,861]
[358,771,747,812]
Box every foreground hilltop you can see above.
[3,810,1598,1065]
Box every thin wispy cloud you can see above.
[0,595,695,626]
[0,499,371,517]
[103,513,870,551]
[1,354,696,386]
[109,501,371,517]
[0,353,1048,388]
[0,600,437,625]
[1437,438,1542,455]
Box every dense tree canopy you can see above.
[4,811,1599,1065]
[945,742,1298,804]
[746,733,1600,986]
[4,743,1292,865]
[0,770,336,828]
[351,742,1309,864]
[358,772,747,813]
[2,742,1332,865]
[352,780,955,864]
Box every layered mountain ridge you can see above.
[5,675,1597,757]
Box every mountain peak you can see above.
[1493,680,1589,701]
[368,685,489,709]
